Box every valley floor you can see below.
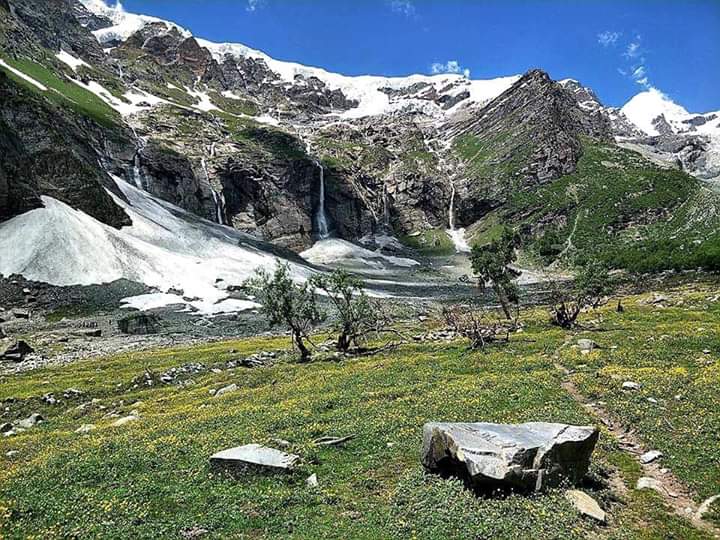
[0,282,719,539]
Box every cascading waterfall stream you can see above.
[201,153,226,225]
[301,137,330,240]
[315,163,330,239]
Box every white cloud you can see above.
[624,37,642,59]
[389,0,416,17]
[246,0,264,12]
[597,31,621,47]
[430,60,471,78]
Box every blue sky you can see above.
[121,0,720,112]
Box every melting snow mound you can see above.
[0,178,311,315]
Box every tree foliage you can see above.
[470,228,521,320]
[244,264,323,361]
[310,270,385,352]
[549,260,611,328]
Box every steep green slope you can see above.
[467,141,720,271]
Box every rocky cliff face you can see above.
[0,70,130,227]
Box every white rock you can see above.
[306,473,319,488]
[111,415,138,427]
[210,443,299,472]
[636,476,664,494]
[214,384,238,398]
[622,381,641,391]
[697,494,720,520]
[75,424,96,434]
[640,450,663,464]
[565,489,607,523]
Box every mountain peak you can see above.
[621,87,690,136]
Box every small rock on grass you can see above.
[640,450,663,464]
[213,384,238,398]
[16,413,44,429]
[75,424,96,434]
[306,473,319,488]
[622,381,641,391]
[111,415,138,427]
[636,477,664,494]
[565,490,606,523]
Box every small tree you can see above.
[443,305,511,349]
[245,264,323,361]
[550,260,611,328]
[310,270,383,352]
[470,228,521,320]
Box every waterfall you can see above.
[315,163,330,239]
[132,153,143,190]
[302,137,330,239]
[445,175,471,253]
[382,184,390,230]
[202,156,225,225]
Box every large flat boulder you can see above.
[210,444,299,473]
[421,422,599,492]
[1,340,34,362]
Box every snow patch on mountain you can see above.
[621,88,693,136]
[55,50,90,71]
[0,177,312,315]
[81,0,517,119]
[80,0,191,44]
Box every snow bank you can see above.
[55,50,90,71]
[0,178,312,315]
[301,239,419,270]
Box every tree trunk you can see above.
[294,331,310,362]
[494,285,513,320]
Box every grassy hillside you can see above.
[466,141,720,272]
[1,284,719,539]
[0,54,120,128]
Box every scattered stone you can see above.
[565,490,607,523]
[214,384,238,398]
[636,476,664,494]
[577,339,598,353]
[622,381,641,391]
[111,415,138,427]
[210,444,300,472]
[647,397,658,404]
[42,393,57,405]
[63,388,84,399]
[17,413,44,429]
[421,422,599,491]
[75,329,102,338]
[0,422,12,433]
[118,313,160,335]
[270,438,291,448]
[640,450,663,464]
[12,309,30,319]
[697,495,720,520]
[6,450,19,458]
[702,349,711,355]
[180,526,210,539]
[1,340,35,362]
[306,473,319,488]
[75,424,96,434]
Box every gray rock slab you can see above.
[422,422,599,491]
[210,443,299,473]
